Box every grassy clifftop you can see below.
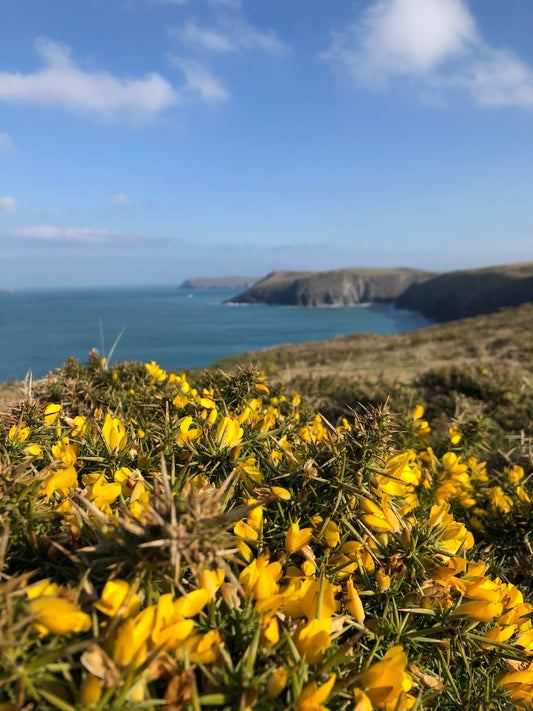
[212,302,533,429]
[213,302,533,381]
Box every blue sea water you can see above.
[0,286,433,382]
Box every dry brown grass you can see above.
[212,303,533,385]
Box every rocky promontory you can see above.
[226,268,434,306]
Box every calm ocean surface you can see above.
[0,286,433,382]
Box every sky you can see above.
[0,0,532,288]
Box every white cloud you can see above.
[0,37,179,124]
[111,193,134,208]
[175,22,236,52]
[325,0,533,109]
[169,15,288,57]
[3,224,156,244]
[235,21,288,56]
[0,196,18,213]
[170,57,230,102]
[0,132,15,154]
[444,47,533,108]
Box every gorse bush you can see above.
[1,357,533,710]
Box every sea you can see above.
[0,286,433,383]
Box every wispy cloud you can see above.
[2,224,158,244]
[0,37,179,124]
[175,21,236,52]
[0,132,15,154]
[170,57,230,102]
[208,0,242,8]
[0,196,18,213]
[169,13,288,57]
[234,21,288,56]
[324,0,533,109]
[111,193,134,209]
[442,48,533,108]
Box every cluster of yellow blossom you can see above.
[2,365,533,710]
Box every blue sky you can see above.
[1,0,532,287]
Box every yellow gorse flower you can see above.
[294,617,332,664]
[67,415,88,438]
[360,495,401,533]
[500,660,533,706]
[449,425,462,444]
[357,646,413,710]
[51,437,77,466]
[271,485,291,500]
[509,464,525,484]
[345,578,365,622]
[24,443,43,457]
[285,520,313,554]
[183,629,222,663]
[239,552,282,601]
[176,415,202,445]
[44,403,61,425]
[8,422,30,442]
[145,361,167,381]
[43,465,78,501]
[80,675,104,705]
[27,583,91,637]
[313,516,341,548]
[101,413,127,453]
[297,674,336,711]
[215,415,243,449]
[111,612,153,667]
[94,579,140,618]
[454,599,504,622]
[86,473,122,509]
[267,667,289,698]
[353,688,373,711]
[30,596,91,637]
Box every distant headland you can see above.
[223,262,533,322]
[179,276,258,290]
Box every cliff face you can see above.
[396,263,533,322]
[227,268,433,306]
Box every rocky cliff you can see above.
[395,262,533,322]
[227,268,434,306]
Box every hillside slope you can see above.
[395,262,533,321]
[213,302,533,381]
[212,302,533,427]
